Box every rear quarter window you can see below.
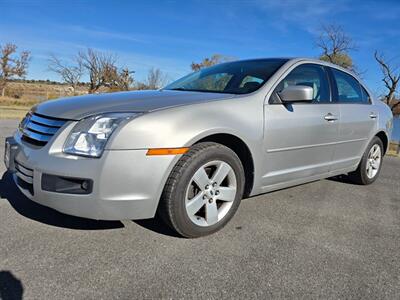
[360,85,371,103]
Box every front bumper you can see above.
[5,132,179,220]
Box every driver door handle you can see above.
[324,113,338,122]
[369,113,377,119]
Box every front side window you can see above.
[332,69,369,104]
[164,59,288,95]
[270,64,330,103]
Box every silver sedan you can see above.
[4,58,393,237]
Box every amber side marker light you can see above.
[146,147,189,156]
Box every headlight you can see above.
[64,113,138,158]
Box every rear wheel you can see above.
[159,142,245,238]
[348,136,383,185]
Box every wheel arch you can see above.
[375,131,389,155]
[194,133,255,198]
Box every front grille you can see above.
[14,160,34,195]
[20,113,67,147]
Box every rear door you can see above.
[329,68,377,171]
[262,63,340,187]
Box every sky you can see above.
[1,0,400,96]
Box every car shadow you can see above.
[0,270,23,300]
[0,171,123,230]
[327,174,356,185]
[133,218,182,238]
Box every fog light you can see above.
[42,174,93,194]
[81,181,89,191]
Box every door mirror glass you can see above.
[278,85,314,102]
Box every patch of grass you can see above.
[0,96,47,119]
[388,142,400,157]
[0,96,44,107]
[388,149,400,157]
[387,150,400,157]
[0,105,28,119]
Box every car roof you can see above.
[288,57,357,75]
[236,57,356,76]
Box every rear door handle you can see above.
[369,113,377,119]
[324,113,338,122]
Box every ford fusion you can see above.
[4,58,393,237]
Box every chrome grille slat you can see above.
[22,128,52,142]
[30,114,65,127]
[26,122,59,135]
[20,113,67,146]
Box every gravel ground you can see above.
[0,120,399,299]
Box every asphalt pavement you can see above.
[0,119,399,299]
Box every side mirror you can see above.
[278,85,313,102]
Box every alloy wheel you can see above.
[366,144,381,179]
[185,160,237,227]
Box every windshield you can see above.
[164,59,288,95]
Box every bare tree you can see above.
[107,67,135,91]
[116,68,134,91]
[191,54,232,71]
[374,51,400,115]
[48,54,83,94]
[145,68,167,89]
[134,68,168,90]
[77,48,117,93]
[0,43,30,97]
[316,24,356,70]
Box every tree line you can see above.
[47,48,168,94]
[0,24,399,115]
[0,47,168,96]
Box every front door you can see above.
[262,63,339,188]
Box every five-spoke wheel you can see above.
[159,142,245,238]
[185,160,237,227]
[366,144,381,179]
[349,136,384,185]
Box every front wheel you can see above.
[159,142,245,238]
[348,136,384,185]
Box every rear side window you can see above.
[361,86,371,103]
[332,69,370,104]
[270,64,330,103]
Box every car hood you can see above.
[33,90,235,120]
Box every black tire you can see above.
[348,136,384,185]
[158,142,245,238]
